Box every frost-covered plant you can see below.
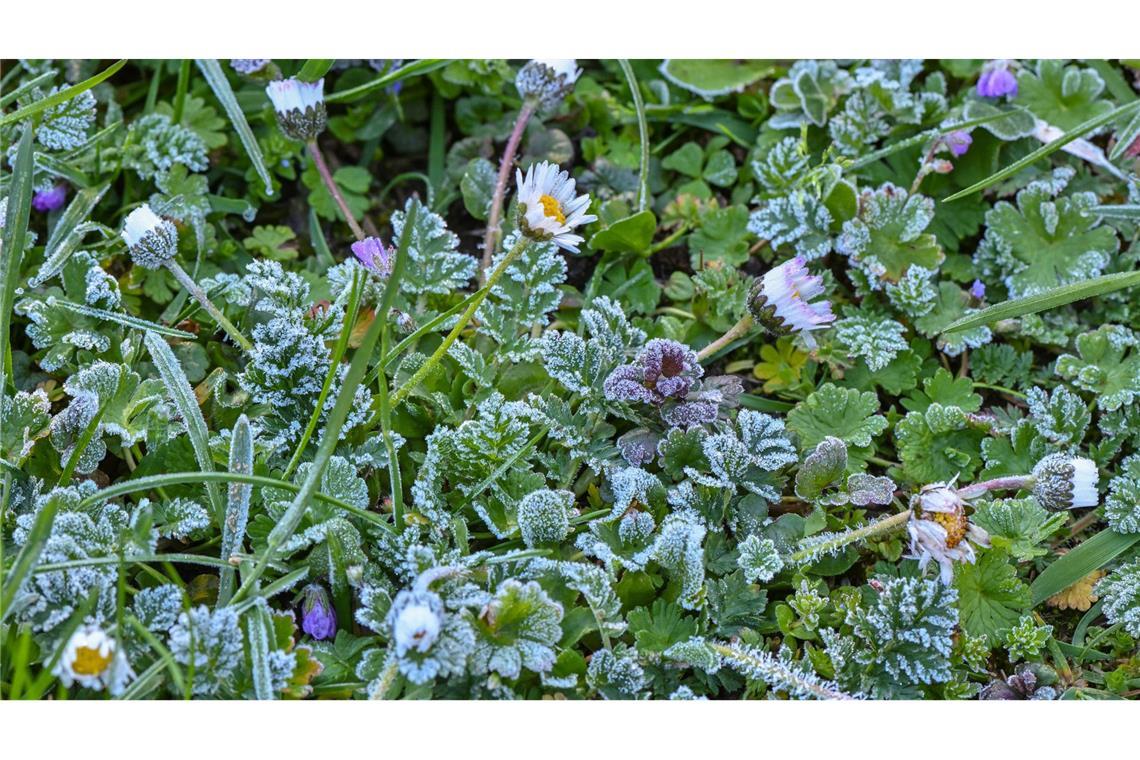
[1097,561,1140,637]
[169,606,245,697]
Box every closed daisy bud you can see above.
[121,204,179,269]
[53,625,134,694]
[300,584,337,640]
[514,161,597,253]
[1032,454,1099,510]
[747,257,836,340]
[266,77,326,142]
[907,481,990,585]
[515,59,581,112]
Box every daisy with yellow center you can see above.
[515,161,597,253]
[907,482,990,585]
[54,625,134,694]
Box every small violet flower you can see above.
[944,130,973,158]
[977,60,1019,98]
[969,279,986,300]
[351,236,394,277]
[33,184,67,212]
[300,584,337,640]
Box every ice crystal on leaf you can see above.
[37,87,96,151]
[476,232,565,361]
[737,534,784,582]
[978,168,1117,298]
[517,488,574,547]
[896,403,987,483]
[586,646,648,699]
[786,383,888,466]
[748,191,833,261]
[1004,615,1052,662]
[685,410,796,501]
[1026,385,1090,449]
[1055,325,1140,412]
[836,183,944,287]
[1105,455,1140,534]
[769,60,854,129]
[834,308,909,372]
[390,197,477,295]
[124,113,209,180]
[719,642,855,700]
[825,576,957,698]
[169,606,244,697]
[132,585,184,633]
[470,579,563,679]
[1097,561,1140,637]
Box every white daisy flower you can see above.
[515,59,581,112]
[1033,454,1099,511]
[514,161,597,253]
[748,257,836,341]
[121,203,178,269]
[53,625,134,694]
[265,77,326,141]
[907,481,990,585]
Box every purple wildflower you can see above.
[350,236,394,277]
[977,61,1018,98]
[604,338,703,407]
[969,280,986,300]
[748,257,835,339]
[944,130,972,158]
[300,584,337,640]
[33,184,67,212]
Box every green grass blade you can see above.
[144,331,224,526]
[0,59,127,127]
[325,59,449,104]
[943,99,1140,202]
[1030,528,1140,607]
[245,602,277,699]
[1089,204,1140,220]
[195,59,274,196]
[32,183,110,286]
[1,127,35,391]
[218,414,254,605]
[847,109,1030,171]
[619,60,650,213]
[942,270,1140,334]
[1108,107,1140,161]
[49,298,198,339]
[297,59,335,82]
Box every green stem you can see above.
[619,59,649,213]
[165,260,252,351]
[390,236,530,409]
[788,510,911,565]
[696,314,754,362]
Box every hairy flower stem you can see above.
[788,510,911,565]
[165,260,252,352]
[307,140,366,241]
[391,236,530,408]
[696,314,755,362]
[957,475,1033,500]
[480,99,537,283]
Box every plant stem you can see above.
[308,139,366,241]
[480,100,536,281]
[696,314,755,362]
[788,510,911,565]
[957,475,1033,500]
[618,59,649,213]
[165,260,252,352]
[391,236,530,409]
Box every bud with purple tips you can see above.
[33,184,67,212]
[300,584,337,640]
[977,60,1019,98]
[944,130,972,158]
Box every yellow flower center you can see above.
[928,510,968,549]
[72,645,113,677]
[538,194,565,224]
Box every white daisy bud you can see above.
[1032,454,1099,510]
[515,59,581,112]
[748,257,836,339]
[514,161,597,253]
[121,204,178,268]
[265,77,326,142]
[394,599,442,655]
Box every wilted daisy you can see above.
[514,161,596,253]
[53,625,133,694]
[515,59,581,112]
[747,257,836,342]
[266,77,326,142]
[121,203,179,268]
[350,236,394,277]
[977,60,1018,98]
[907,481,990,585]
[1032,454,1099,511]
